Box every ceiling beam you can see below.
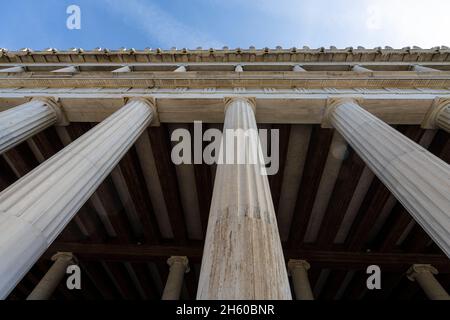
[47,242,450,272]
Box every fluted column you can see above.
[27,252,75,300]
[0,98,66,154]
[0,98,154,299]
[162,256,189,300]
[407,264,450,300]
[436,105,450,133]
[325,98,450,257]
[288,260,314,300]
[197,97,291,300]
[423,99,450,133]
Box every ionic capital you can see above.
[287,259,310,274]
[32,97,69,126]
[167,256,190,273]
[224,96,256,114]
[407,264,439,281]
[125,97,160,126]
[322,97,363,128]
[51,252,76,264]
[422,97,450,129]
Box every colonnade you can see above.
[0,95,449,299]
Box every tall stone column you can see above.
[161,256,189,300]
[27,252,75,300]
[423,98,450,133]
[325,98,450,258]
[0,98,155,299]
[407,264,450,300]
[0,98,66,154]
[436,105,450,133]
[197,97,291,300]
[288,260,314,300]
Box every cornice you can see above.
[1,46,449,64]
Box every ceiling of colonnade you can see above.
[1,120,449,300]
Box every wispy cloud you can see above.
[361,0,450,47]
[102,0,222,48]
[197,0,450,48]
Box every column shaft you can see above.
[416,273,450,300]
[288,260,314,300]
[0,99,153,299]
[328,99,450,257]
[197,98,291,300]
[27,253,74,300]
[162,256,189,300]
[0,99,58,154]
[436,104,450,133]
[407,265,450,300]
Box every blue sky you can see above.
[1,0,449,50]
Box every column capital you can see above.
[167,256,190,273]
[31,97,69,126]
[125,97,160,126]
[51,252,78,266]
[223,96,256,114]
[422,97,450,129]
[407,264,439,281]
[322,97,363,128]
[287,259,310,274]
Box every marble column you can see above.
[197,97,291,300]
[325,98,450,258]
[423,99,450,133]
[0,98,66,154]
[436,105,450,133]
[161,256,189,300]
[407,264,450,300]
[0,98,155,299]
[288,260,314,300]
[27,252,75,300]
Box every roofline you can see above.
[1,46,450,64]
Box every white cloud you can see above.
[361,0,450,47]
[197,0,450,48]
[102,0,222,48]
